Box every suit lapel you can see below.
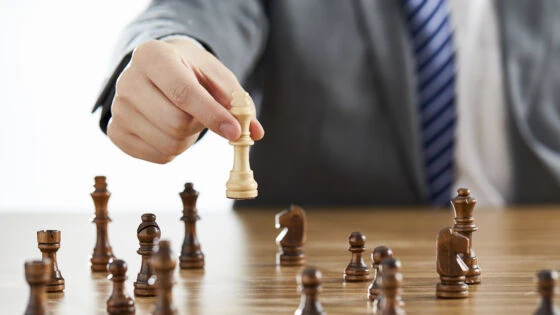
[354,0,428,200]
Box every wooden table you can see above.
[1,206,559,314]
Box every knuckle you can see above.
[170,83,194,109]
[164,138,185,156]
[110,98,125,120]
[167,116,190,138]
[115,70,133,98]
[132,40,164,62]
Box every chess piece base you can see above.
[179,256,205,269]
[436,281,469,299]
[465,273,481,285]
[226,189,258,200]
[107,302,135,315]
[46,279,65,292]
[91,255,113,272]
[277,253,306,266]
[134,282,157,297]
[344,271,371,282]
[91,263,111,272]
[226,170,258,200]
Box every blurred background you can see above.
[0,0,233,213]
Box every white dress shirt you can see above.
[450,0,512,206]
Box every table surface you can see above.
[1,205,559,315]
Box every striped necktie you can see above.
[403,0,456,205]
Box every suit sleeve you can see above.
[92,0,269,133]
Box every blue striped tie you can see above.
[403,0,456,205]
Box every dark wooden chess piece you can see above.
[90,176,114,272]
[452,188,481,284]
[134,213,161,296]
[179,183,205,269]
[376,257,404,311]
[152,240,178,315]
[368,246,393,301]
[295,266,326,315]
[37,230,64,292]
[24,258,51,315]
[106,259,135,314]
[534,270,560,315]
[379,258,406,315]
[275,205,306,266]
[344,232,371,282]
[436,227,470,298]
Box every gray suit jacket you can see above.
[93,0,560,206]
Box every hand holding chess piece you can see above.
[226,91,258,199]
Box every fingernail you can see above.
[219,123,238,140]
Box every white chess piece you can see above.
[226,91,258,199]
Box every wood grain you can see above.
[1,206,559,314]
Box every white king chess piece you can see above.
[226,91,258,199]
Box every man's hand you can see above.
[107,38,264,164]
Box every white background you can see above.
[0,0,233,213]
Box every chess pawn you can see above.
[275,205,306,266]
[368,246,393,301]
[179,183,204,269]
[452,188,481,284]
[534,270,560,315]
[378,258,406,315]
[225,91,258,200]
[37,230,65,292]
[344,232,371,282]
[436,227,470,299]
[24,258,51,315]
[295,267,326,315]
[106,259,135,314]
[134,213,161,296]
[152,240,178,315]
[90,176,115,272]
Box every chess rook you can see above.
[107,259,135,315]
[134,213,161,296]
[368,246,393,301]
[24,259,51,315]
[152,240,178,315]
[225,91,258,200]
[36,230,64,292]
[275,205,306,266]
[295,267,326,315]
[451,188,481,284]
[534,270,560,315]
[436,227,469,299]
[90,176,114,272]
[379,258,406,315]
[179,183,204,269]
[344,232,371,282]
